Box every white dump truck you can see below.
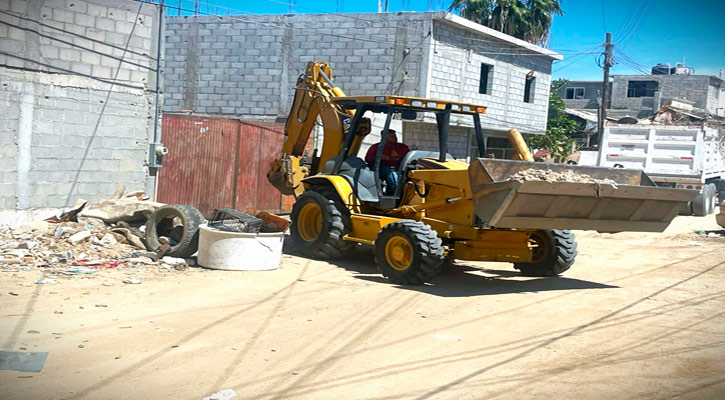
[598,124,725,215]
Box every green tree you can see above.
[528,78,578,162]
[449,0,563,46]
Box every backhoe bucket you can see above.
[468,159,697,232]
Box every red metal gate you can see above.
[157,114,290,216]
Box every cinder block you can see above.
[75,12,96,28]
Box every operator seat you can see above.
[321,156,379,202]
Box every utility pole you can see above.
[598,32,613,147]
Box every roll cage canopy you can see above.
[332,95,488,115]
[333,96,488,172]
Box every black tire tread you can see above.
[290,186,354,259]
[514,229,577,277]
[375,220,445,285]
[145,204,204,258]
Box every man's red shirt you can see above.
[365,142,411,169]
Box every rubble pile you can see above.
[510,168,618,185]
[0,187,194,282]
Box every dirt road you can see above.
[2,215,724,399]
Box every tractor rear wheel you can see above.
[375,220,445,285]
[290,187,354,259]
[514,229,577,277]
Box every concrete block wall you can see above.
[403,121,472,160]
[610,75,713,114]
[163,12,432,118]
[0,0,160,213]
[706,77,724,115]
[558,81,607,110]
[427,19,554,135]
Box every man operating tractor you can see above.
[364,129,410,195]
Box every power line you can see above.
[617,0,659,47]
[618,0,659,49]
[552,45,602,73]
[0,13,156,72]
[433,42,598,57]
[65,1,148,206]
[0,9,154,61]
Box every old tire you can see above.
[375,220,445,285]
[290,187,354,259]
[514,230,577,277]
[145,204,204,258]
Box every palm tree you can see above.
[490,0,530,38]
[448,0,492,25]
[524,0,563,46]
[448,0,564,46]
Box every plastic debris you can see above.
[161,256,187,265]
[34,279,58,285]
[688,241,703,246]
[68,268,96,274]
[123,277,141,284]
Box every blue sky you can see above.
[180,0,725,81]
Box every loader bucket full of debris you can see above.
[468,159,698,232]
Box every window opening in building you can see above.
[524,72,535,103]
[485,137,514,159]
[565,87,585,99]
[627,81,658,97]
[479,63,492,94]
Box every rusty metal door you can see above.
[158,114,288,216]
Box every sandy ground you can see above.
[1,215,724,400]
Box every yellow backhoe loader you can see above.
[268,62,697,285]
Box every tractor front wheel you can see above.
[290,187,354,259]
[514,229,577,277]
[375,220,445,285]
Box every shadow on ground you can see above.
[283,237,618,297]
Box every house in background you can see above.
[610,73,724,118]
[559,65,725,119]
[162,11,562,160]
[556,80,609,110]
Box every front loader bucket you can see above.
[468,159,697,232]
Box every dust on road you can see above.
[1,215,724,400]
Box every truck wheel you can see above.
[514,230,577,277]
[375,220,445,285]
[290,187,354,259]
[145,204,204,258]
[692,186,710,216]
[707,184,717,213]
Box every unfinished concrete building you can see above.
[163,12,562,160]
[0,0,162,222]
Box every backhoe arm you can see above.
[267,62,352,196]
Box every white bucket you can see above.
[197,224,284,271]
